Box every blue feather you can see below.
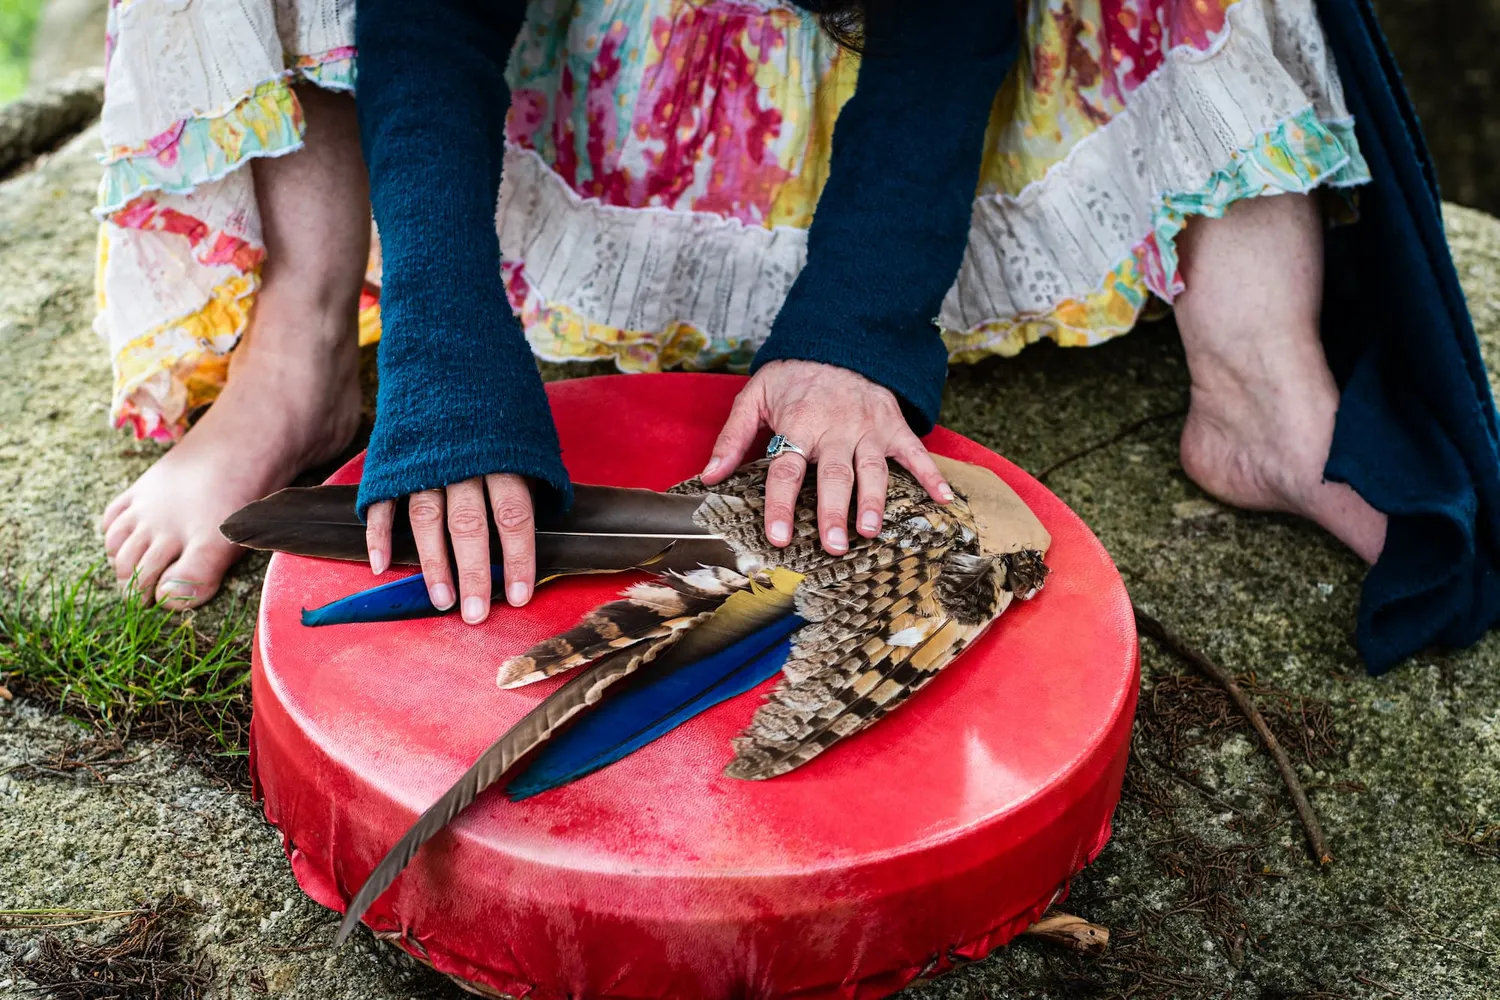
[505,614,804,800]
[300,567,503,627]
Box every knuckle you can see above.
[446,504,489,539]
[494,501,533,534]
[767,460,804,486]
[819,462,855,488]
[408,494,444,527]
[781,400,817,426]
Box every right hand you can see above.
[364,473,536,624]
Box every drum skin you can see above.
[248,373,1139,1000]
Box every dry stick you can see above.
[1133,607,1333,866]
[1019,911,1111,956]
[1034,408,1188,483]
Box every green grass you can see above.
[0,565,254,753]
[0,0,45,103]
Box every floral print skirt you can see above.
[96,0,1368,441]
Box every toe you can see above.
[129,538,182,606]
[157,538,240,609]
[100,490,133,532]
[104,511,137,559]
[112,528,152,587]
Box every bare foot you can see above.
[101,300,361,607]
[1173,194,1388,564]
[100,83,370,608]
[1178,355,1388,564]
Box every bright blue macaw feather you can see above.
[505,614,804,800]
[299,567,503,627]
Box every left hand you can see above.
[701,360,953,556]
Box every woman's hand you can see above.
[364,473,535,624]
[701,360,953,555]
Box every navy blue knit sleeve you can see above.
[751,1,1018,434]
[353,0,573,517]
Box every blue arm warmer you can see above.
[353,0,573,517]
[752,0,1018,433]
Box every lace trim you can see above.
[96,51,356,217]
[108,271,256,441]
[940,0,1356,332]
[943,112,1368,361]
[498,143,808,361]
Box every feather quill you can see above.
[333,567,805,946]
[332,628,685,947]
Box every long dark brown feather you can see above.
[219,483,738,578]
[333,628,684,946]
[334,572,801,946]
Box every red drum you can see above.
[249,373,1138,1000]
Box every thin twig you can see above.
[1134,606,1333,866]
[1034,408,1187,483]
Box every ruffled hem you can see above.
[943,111,1369,361]
[96,49,355,218]
[109,272,256,441]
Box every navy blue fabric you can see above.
[1317,0,1500,672]
[353,0,571,517]
[750,1,1018,433]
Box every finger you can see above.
[816,439,857,555]
[408,489,455,610]
[762,450,808,548]
[892,433,955,504]
[365,500,394,576]
[488,474,535,607]
[702,382,765,484]
[446,478,493,624]
[854,439,890,538]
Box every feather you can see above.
[300,570,484,627]
[219,483,737,578]
[496,583,721,688]
[505,627,800,800]
[333,626,687,947]
[333,566,805,946]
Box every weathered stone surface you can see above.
[1,130,1499,998]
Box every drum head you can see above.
[249,373,1138,999]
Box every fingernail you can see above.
[703,457,721,477]
[462,596,486,623]
[508,581,530,606]
[860,511,880,534]
[827,527,847,552]
[370,551,387,576]
[431,583,454,609]
[938,482,955,502]
[769,521,791,545]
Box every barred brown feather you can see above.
[496,584,721,688]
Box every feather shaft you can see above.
[333,628,685,946]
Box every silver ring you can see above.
[765,433,807,461]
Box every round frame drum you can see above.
[249,373,1138,999]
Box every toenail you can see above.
[431,583,454,609]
